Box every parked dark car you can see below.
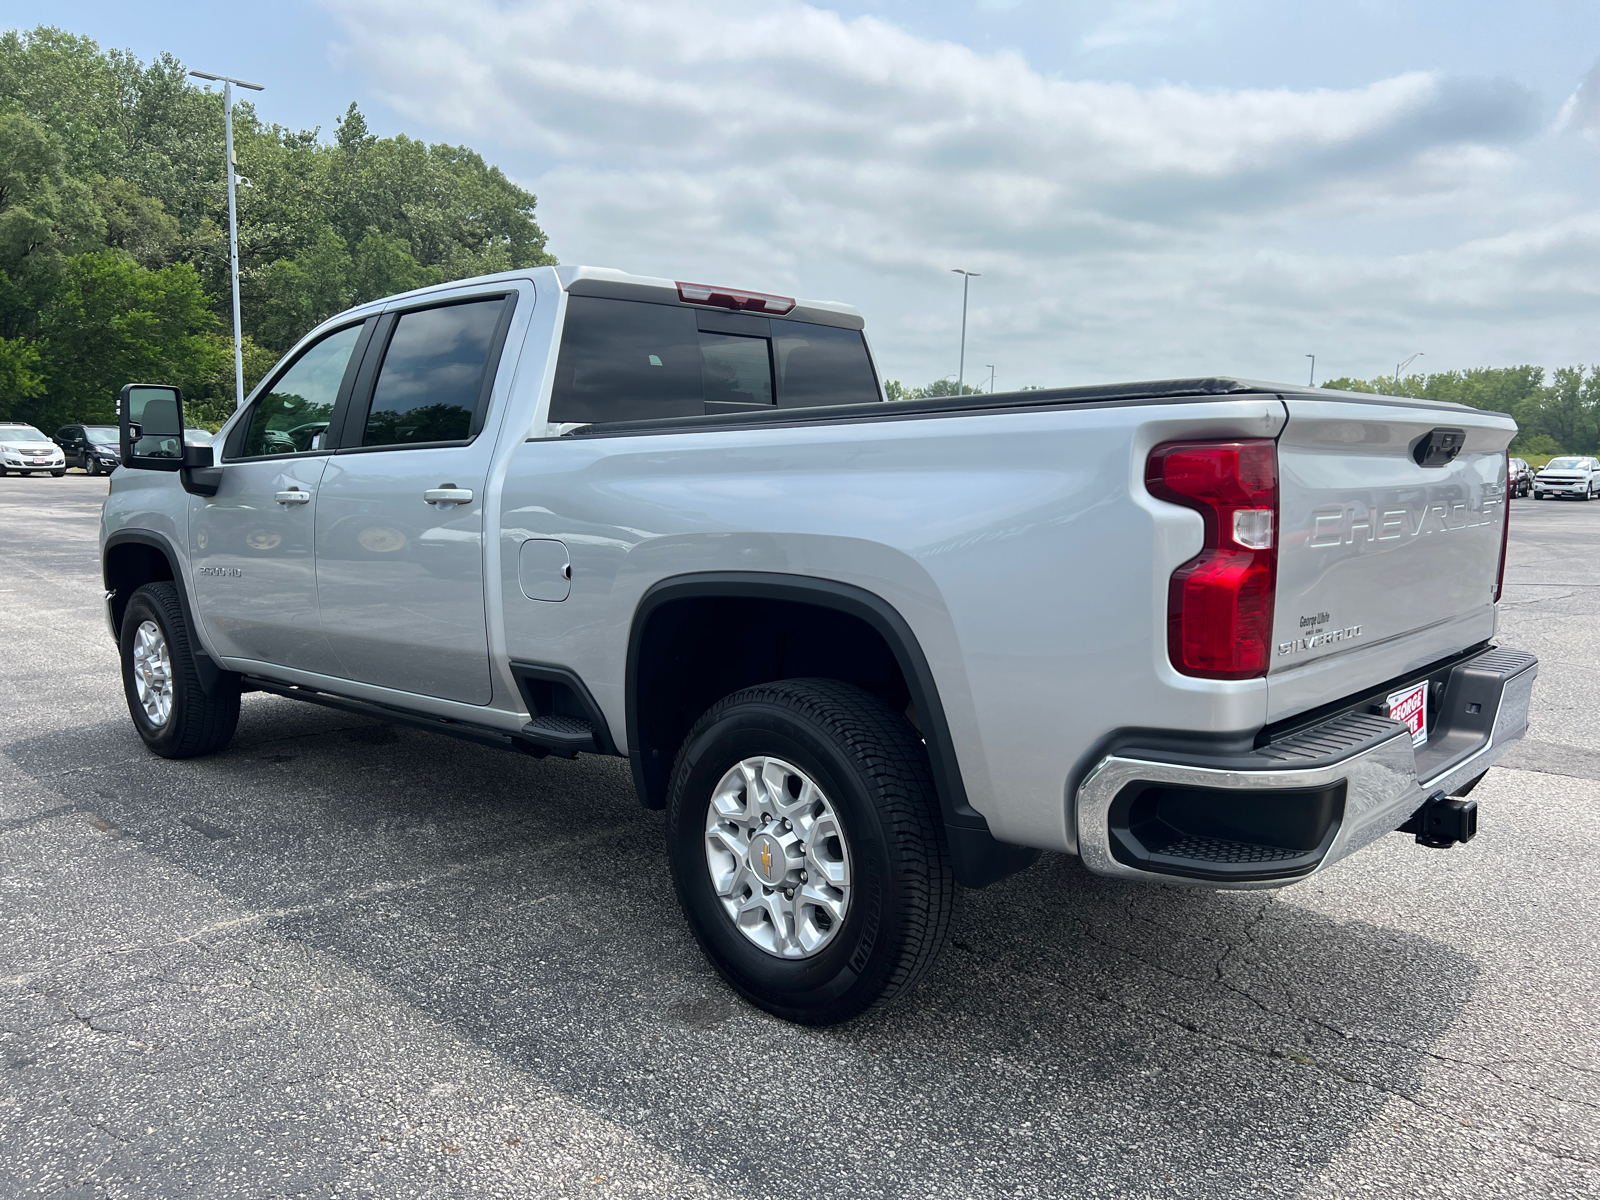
[54,424,122,475]
[1509,456,1533,497]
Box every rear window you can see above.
[771,320,879,408]
[549,297,703,425]
[549,296,878,425]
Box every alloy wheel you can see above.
[131,619,174,727]
[703,756,853,959]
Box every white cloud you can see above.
[1077,0,1213,53]
[326,0,1592,388]
[1555,57,1600,146]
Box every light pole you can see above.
[1305,354,1315,387]
[951,269,980,394]
[985,365,995,394]
[191,69,264,411]
[1394,352,1423,396]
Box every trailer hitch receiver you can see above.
[1399,790,1478,849]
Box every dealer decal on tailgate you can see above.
[1387,681,1429,747]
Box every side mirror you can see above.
[119,383,186,472]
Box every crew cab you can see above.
[102,266,1537,1024]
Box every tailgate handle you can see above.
[1413,427,1466,468]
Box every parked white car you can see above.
[0,423,67,476]
[1532,456,1600,500]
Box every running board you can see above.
[242,677,554,758]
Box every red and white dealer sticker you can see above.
[1387,681,1429,747]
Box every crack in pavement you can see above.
[948,939,1598,1169]
[0,822,624,989]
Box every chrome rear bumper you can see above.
[1075,646,1537,888]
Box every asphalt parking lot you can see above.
[2,473,1596,1199]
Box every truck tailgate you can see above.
[1268,394,1515,722]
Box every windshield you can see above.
[1,426,49,443]
[1544,457,1586,470]
[86,427,118,444]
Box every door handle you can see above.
[275,489,311,505]
[424,487,473,506]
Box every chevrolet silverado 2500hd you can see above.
[103,266,1537,1024]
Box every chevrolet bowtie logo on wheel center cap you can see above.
[751,834,785,884]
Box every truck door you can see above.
[189,321,367,671]
[313,294,516,705]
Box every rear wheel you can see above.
[119,582,240,758]
[665,678,954,1025]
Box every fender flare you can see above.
[626,571,1038,888]
[102,529,231,696]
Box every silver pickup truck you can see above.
[102,266,1537,1024]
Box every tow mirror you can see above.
[119,383,186,472]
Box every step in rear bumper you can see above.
[1075,645,1538,889]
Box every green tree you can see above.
[0,334,43,417]
[0,110,104,339]
[93,175,180,267]
[350,229,440,305]
[34,250,227,427]
[883,377,984,401]
[1514,366,1598,455]
[0,26,557,390]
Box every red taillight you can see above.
[675,281,796,315]
[1146,440,1279,679]
[1493,450,1510,602]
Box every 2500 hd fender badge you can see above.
[197,566,242,578]
[1278,624,1362,656]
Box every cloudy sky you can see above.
[18,1,1600,390]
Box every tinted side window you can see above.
[549,297,703,424]
[772,321,879,408]
[240,324,363,458]
[362,299,506,447]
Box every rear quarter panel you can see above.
[499,397,1285,853]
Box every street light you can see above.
[191,69,264,411]
[951,269,980,394]
[1394,352,1423,396]
[1305,354,1315,387]
[985,365,996,394]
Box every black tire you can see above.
[119,581,240,759]
[51,469,65,477]
[665,678,954,1025]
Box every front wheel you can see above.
[51,469,65,477]
[120,582,240,758]
[665,678,954,1025]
